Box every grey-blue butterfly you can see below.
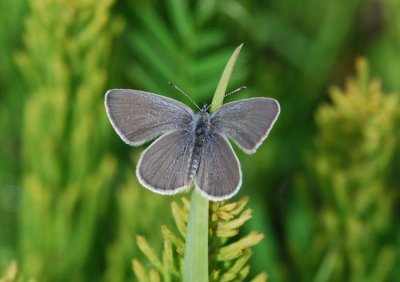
[105,89,280,201]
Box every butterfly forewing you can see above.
[105,89,195,146]
[137,130,195,194]
[195,133,242,201]
[212,98,280,154]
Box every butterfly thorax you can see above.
[188,111,213,181]
[194,111,212,142]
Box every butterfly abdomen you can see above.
[188,145,202,181]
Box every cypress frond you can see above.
[133,197,267,282]
[15,0,121,280]
[308,58,398,281]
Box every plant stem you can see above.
[183,191,209,282]
[211,43,243,112]
[183,44,243,282]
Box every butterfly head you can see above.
[201,104,210,113]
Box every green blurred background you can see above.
[0,0,399,281]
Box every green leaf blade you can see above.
[183,191,209,282]
[210,44,243,113]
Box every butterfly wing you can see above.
[195,133,242,201]
[105,89,195,146]
[211,98,280,154]
[137,130,195,194]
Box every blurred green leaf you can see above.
[128,1,247,103]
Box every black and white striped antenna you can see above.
[168,82,201,111]
[205,86,246,111]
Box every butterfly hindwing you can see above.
[137,130,195,194]
[195,133,242,201]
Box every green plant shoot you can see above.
[183,44,244,282]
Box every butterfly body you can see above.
[194,110,212,140]
[189,109,217,182]
[105,89,280,201]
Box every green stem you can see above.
[183,44,243,282]
[211,43,243,112]
[183,191,209,282]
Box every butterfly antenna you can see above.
[206,86,247,111]
[224,86,246,98]
[169,82,201,111]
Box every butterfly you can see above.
[105,89,280,201]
